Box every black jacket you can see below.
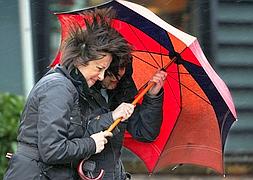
[4,66,114,180]
[91,63,164,179]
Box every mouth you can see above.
[111,80,119,84]
[109,81,118,89]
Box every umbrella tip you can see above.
[169,51,182,65]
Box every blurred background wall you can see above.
[0,0,23,94]
[0,0,253,175]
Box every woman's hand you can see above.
[90,131,113,154]
[112,102,135,122]
[148,70,167,96]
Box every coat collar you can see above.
[53,65,108,108]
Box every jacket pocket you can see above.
[4,154,41,180]
[39,163,74,180]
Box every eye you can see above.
[96,66,103,71]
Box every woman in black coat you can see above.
[3,8,134,180]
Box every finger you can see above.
[128,106,134,114]
[125,108,132,116]
[124,110,129,118]
[156,74,166,82]
[155,71,167,80]
[127,104,135,112]
[129,104,135,109]
[157,73,166,81]
[121,112,128,121]
[120,115,127,122]
[151,74,164,82]
[150,77,163,86]
[126,107,133,114]
[126,108,133,117]
[124,103,134,108]
[6,153,13,159]
[103,131,113,137]
[130,107,134,114]
[157,70,167,75]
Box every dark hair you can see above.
[106,55,132,79]
[60,7,132,72]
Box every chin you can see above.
[88,82,95,88]
[108,85,117,90]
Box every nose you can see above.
[98,71,105,81]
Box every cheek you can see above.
[95,71,101,77]
[90,69,100,76]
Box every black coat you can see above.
[91,63,164,179]
[4,66,114,180]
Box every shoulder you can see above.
[40,73,75,89]
[33,72,78,100]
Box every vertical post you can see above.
[30,0,50,82]
[209,0,219,64]
[19,0,35,97]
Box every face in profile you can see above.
[77,53,112,87]
[101,67,126,90]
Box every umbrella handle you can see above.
[107,81,155,132]
[77,159,105,180]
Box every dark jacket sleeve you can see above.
[85,111,115,135]
[126,90,164,142]
[36,80,96,164]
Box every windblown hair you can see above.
[106,55,132,80]
[60,7,132,72]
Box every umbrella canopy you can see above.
[51,0,237,175]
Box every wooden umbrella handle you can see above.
[106,81,155,132]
